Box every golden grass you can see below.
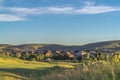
[0,72,27,80]
[0,56,79,69]
[2,56,120,80]
[0,56,77,80]
[41,62,120,80]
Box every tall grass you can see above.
[40,62,120,80]
[1,56,120,80]
[1,62,120,80]
[0,72,27,80]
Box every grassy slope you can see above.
[0,56,77,80]
[1,56,120,80]
[0,57,76,69]
[2,56,120,80]
[0,44,11,49]
[41,61,120,80]
[3,40,120,51]
[0,57,54,69]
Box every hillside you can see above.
[1,40,120,51]
[80,40,120,50]
[0,44,11,49]
[0,56,76,80]
[4,44,66,51]
[5,44,47,51]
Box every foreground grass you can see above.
[41,61,120,80]
[0,56,78,80]
[1,56,120,80]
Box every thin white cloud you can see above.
[6,6,120,15]
[5,7,75,15]
[75,6,120,14]
[0,1,120,21]
[0,14,23,21]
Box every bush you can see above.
[28,54,36,61]
[40,62,120,80]
[36,54,45,61]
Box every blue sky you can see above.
[0,0,120,45]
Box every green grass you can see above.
[1,56,120,80]
[0,56,78,80]
[41,61,120,80]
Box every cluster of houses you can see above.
[0,48,116,61]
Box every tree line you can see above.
[0,50,120,62]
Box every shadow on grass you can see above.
[0,73,26,80]
[0,67,53,79]
[0,65,68,80]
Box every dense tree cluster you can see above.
[0,49,120,62]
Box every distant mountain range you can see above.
[1,40,120,51]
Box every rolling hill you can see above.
[4,44,66,51]
[0,44,11,49]
[1,40,120,51]
[80,40,120,50]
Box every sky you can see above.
[0,0,120,45]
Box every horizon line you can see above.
[0,40,120,46]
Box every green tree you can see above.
[97,52,104,60]
[28,54,36,61]
[36,54,45,61]
[86,53,90,60]
[20,53,29,60]
[113,54,119,62]
[105,54,110,62]
[53,54,65,60]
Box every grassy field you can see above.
[41,61,120,80]
[0,56,78,80]
[1,56,120,80]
